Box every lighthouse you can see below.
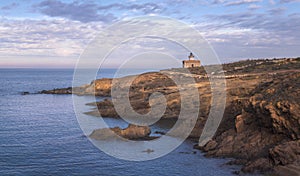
[182,52,201,68]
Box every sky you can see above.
[0,0,299,68]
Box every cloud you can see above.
[0,18,102,58]
[34,0,116,23]
[96,3,163,14]
[198,10,300,59]
[269,0,276,5]
[248,4,262,10]
[34,0,164,23]
[268,7,286,15]
[1,0,299,67]
[195,22,300,61]
[210,0,262,6]
[125,3,162,14]
[205,11,300,34]
[212,0,225,4]
[280,0,300,3]
[225,0,261,6]
[1,2,19,10]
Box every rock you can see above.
[85,78,112,96]
[89,124,151,140]
[242,158,273,173]
[87,70,300,174]
[40,87,72,94]
[142,149,154,153]
[274,164,300,176]
[235,114,245,133]
[154,131,166,135]
[39,78,112,96]
[202,140,218,151]
[89,127,121,140]
[121,124,151,140]
[179,152,191,154]
[193,72,300,174]
[226,159,247,166]
[21,91,30,95]
[94,78,112,91]
[269,140,300,166]
[38,58,300,175]
[96,99,120,118]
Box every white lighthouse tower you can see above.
[188,53,195,60]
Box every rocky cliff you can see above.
[41,57,300,175]
[199,72,300,175]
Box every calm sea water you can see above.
[0,68,239,176]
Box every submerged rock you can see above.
[21,91,30,95]
[142,149,154,153]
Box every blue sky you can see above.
[0,0,299,68]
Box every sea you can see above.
[0,68,240,176]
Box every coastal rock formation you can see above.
[86,70,299,174]
[270,140,300,166]
[40,87,73,94]
[89,124,152,140]
[84,99,120,117]
[200,72,300,174]
[88,79,112,96]
[40,78,112,96]
[40,57,300,174]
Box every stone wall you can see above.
[182,60,201,68]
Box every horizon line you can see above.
[0,56,299,69]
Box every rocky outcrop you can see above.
[199,72,300,175]
[270,140,300,166]
[88,79,112,96]
[39,58,300,174]
[40,87,73,94]
[84,99,119,118]
[89,124,152,140]
[40,78,112,96]
[85,62,300,174]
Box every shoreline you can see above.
[39,57,300,175]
